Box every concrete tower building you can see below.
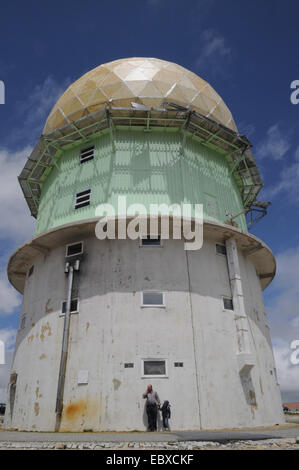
[5,58,284,431]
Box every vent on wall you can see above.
[216,244,227,255]
[80,146,94,163]
[28,265,34,277]
[223,297,234,310]
[140,236,161,246]
[75,189,91,209]
[61,298,79,314]
[66,242,83,257]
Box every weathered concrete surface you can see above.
[4,226,284,432]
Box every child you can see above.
[160,400,171,431]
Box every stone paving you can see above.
[0,437,299,450]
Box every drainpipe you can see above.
[225,237,255,374]
[55,261,75,431]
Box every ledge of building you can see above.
[7,217,276,294]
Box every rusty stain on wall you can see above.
[45,299,53,313]
[34,402,39,416]
[60,398,100,431]
[113,379,121,391]
[259,377,264,395]
[28,335,34,343]
[86,322,90,334]
[39,354,46,360]
[40,322,52,341]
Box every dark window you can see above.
[80,146,94,163]
[142,292,164,306]
[174,362,183,367]
[62,299,79,314]
[66,242,83,257]
[223,297,234,310]
[141,236,161,246]
[143,360,166,376]
[124,363,134,368]
[28,265,34,277]
[75,189,91,209]
[20,316,26,329]
[216,244,227,255]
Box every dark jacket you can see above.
[160,402,171,418]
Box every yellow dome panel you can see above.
[43,57,237,134]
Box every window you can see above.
[140,235,161,247]
[216,244,226,255]
[142,292,165,307]
[66,242,83,257]
[61,298,79,314]
[28,265,34,277]
[124,363,134,368]
[142,359,167,377]
[174,362,183,367]
[223,297,234,310]
[20,316,26,329]
[80,146,94,163]
[75,189,91,209]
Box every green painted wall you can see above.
[35,129,247,234]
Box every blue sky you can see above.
[0,0,299,402]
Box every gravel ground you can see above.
[0,437,298,450]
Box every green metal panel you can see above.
[35,130,247,235]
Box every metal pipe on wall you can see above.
[55,263,74,431]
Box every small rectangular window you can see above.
[124,363,134,368]
[174,362,183,367]
[80,146,94,163]
[223,297,234,310]
[216,244,227,255]
[141,236,161,247]
[66,242,83,257]
[143,360,166,376]
[142,292,164,307]
[75,189,91,209]
[28,265,34,277]
[20,316,26,329]
[61,298,79,314]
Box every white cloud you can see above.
[256,124,291,160]
[0,146,35,241]
[0,277,20,316]
[265,247,299,399]
[0,328,17,350]
[195,29,232,76]
[263,161,299,202]
[273,339,299,397]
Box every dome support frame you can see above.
[18,106,263,219]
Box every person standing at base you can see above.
[143,384,161,431]
[160,400,171,431]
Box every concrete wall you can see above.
[4,234,284,431]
